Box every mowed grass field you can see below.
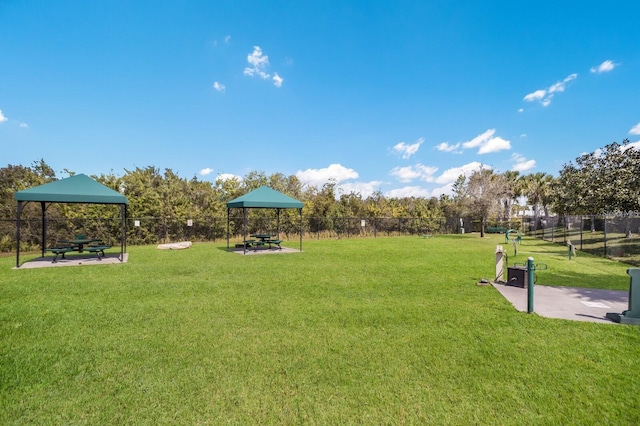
[1,235,639,424]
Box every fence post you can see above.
[603,214,607,258]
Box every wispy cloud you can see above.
[272,73,283,88]
[212,35,231,48]
[393,138,424,159]
[429,161,488,196]
[216,173,242,182]
[339,181,382,198]
[523,73,577,107]
[435,141,461,153]
[511,153,536,172]
[0,109,7,123]
[629,122,640,135]
[296,163,358,187]
[244,46,284,87]
[19,122,28,128]
[200,167,214,176]
[435,161,486,185]
[390,163,438,183]
[385,186,431,198]
[462,129,511,154]
[212,81,226,92]
[590,60,617,74]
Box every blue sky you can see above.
[2,1,639,198]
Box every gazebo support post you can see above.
[226,208,230,251]
[243,208,248,255]
[277,208,281,238]
[41,202,46,258]
[299,208,302,252]
[16,201,22,268]
[120,204,126,262]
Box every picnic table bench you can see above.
[85,245,112,260]
[266,239,282,250]
[46,247,75,263]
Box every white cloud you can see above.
[518,108,524,113]
[430,183,456,197]
[629,122,640,135]
[523,89,546,102]
[213,81,226,92]
[435,141,461,153]
[385,186,431,198]
[0,109,7,123]
[393,138,424,159]
[19,122,28,128]
[243,46,284,87]
[511,154,536,172]
[339,181,383,198]
[272,73,283,88]
[224,35,231,44]
[462,129,511,154]
[244,46,270,79]
[200,168,214,176]
[389,163,438,183]
[216,173,242,182]
[296,163,359,187]
[626,140,640,151]
[435,161,486,185]
[590,60,616,73]
[523,73,577,106]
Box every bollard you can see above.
[527,257,535,313]
[567,239,576,260]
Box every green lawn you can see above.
[1,235,639,424]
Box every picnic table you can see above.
[47,236,112,262]
[245,234,282,251]
[59,237,103,253]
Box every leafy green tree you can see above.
[455,168,506,237]
[551,140,640,215]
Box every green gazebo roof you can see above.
[14,173,129,204]
[226,186,303,209]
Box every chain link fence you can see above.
[524,214,640,266]
[1,215,489,252]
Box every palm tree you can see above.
[500,171,521,223]
[523,172,554,229]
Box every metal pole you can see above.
[41,202,46,258]
[527,257,535,313]
[243,208,247,254]
[16,201,22,268]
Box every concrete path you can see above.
[492,281,629,324]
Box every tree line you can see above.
[1,139,638,248]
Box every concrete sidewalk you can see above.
[492,282,629,324]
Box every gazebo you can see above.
[14,173,129,267]
[226,186,304,254]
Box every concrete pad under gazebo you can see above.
[226,186,304,254]
[13,174,129,268]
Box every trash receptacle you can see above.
[507,266,528,288]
